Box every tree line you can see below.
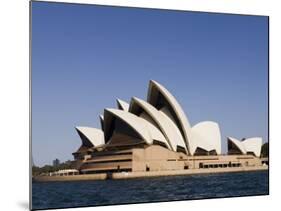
[32,160,73,176]
[261,143,269,158]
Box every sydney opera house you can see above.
[72,80,266,174]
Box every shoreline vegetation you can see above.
[32,160,73,177]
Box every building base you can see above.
[33,165,268,182]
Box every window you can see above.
[146,165,150,172]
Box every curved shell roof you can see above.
[75,80,263,158]
[142,117,170,149]
[129,97,187,152]
[99,115,104,131]
[147,80,192,154]
[190,121,221,155]
[116,99,129,111]
[75,127,105,147]
[243,137,262,157]
[227,136,262,156]
[104,108,169,148]
[228,137,247,154]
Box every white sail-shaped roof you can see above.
[103,108,169,148]
[144,119,170,149]
[99,115,104,131]
[228,137,247,154]
[147,80,192,154]
[190,121,221,155]
[116,99,129,111]
[129,97,187,153]
[75,127,105,147]
[243,137,262,157]
[228,136,262,156]
[158,110,187,152]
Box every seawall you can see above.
[33,165,268,182]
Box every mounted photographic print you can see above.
[30,1,269,210]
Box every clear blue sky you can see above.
[31,2,268,167]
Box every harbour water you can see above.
[32,171,269,210]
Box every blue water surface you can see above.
[32,171,269,210]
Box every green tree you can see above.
[32,160,75,176]
[261,142,269,158]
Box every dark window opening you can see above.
[146,165,150,172]
[228,139,243,155]
[76,130,94,148]
[106,117,143,145]
[84,159,132,165]
[246,151,255,156]
[194,147,208,156]
[83,168,132,174]
[91,151,132,158]
[167,159,176,161]
[177,146,187,154]
[208,150,217,155]
[153,140,168,148]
